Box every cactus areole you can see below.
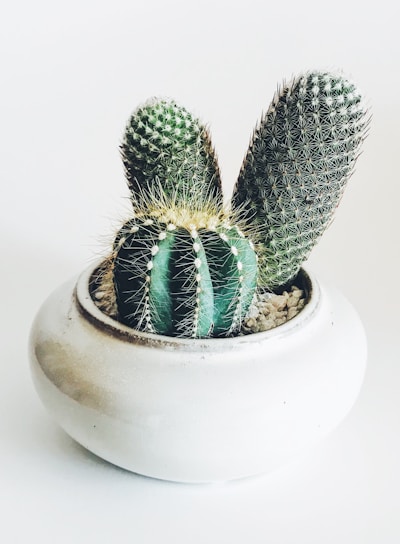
[96,71,369,339]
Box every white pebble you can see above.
[271,294,287,310]
[247,306,259,319]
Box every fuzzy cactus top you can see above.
[121,98,223,209]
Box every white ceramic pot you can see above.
[29,263,367,483]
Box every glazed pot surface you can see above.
[29,264,367,483]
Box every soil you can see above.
[240,285,306,334]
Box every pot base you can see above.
[29,265,367,483]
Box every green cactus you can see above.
[93,70,370,338]
[112,214,258,338]
[121,98,223,209]
[232,71,370,290]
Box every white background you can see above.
[1,1,399,542]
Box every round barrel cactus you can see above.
[112,215,258,338]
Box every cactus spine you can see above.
[121,98,223,209]
[113,215,257,338]
[232,71,370,290]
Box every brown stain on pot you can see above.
[34,339,115,414]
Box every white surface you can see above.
[1,0,399,542]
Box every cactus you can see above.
[112,214,258,338]
[121,98,223,209]
[232,71,370,290]
[93,70,370,338]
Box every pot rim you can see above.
[75,261,321,349]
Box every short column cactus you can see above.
[121,98,223,209]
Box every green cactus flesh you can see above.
[121,98,223,209]
[232,71,369,290]
[113,216,258,338]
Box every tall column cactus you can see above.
[112,215,257,338]
[121,98,223,209]
[232,71,370,290]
